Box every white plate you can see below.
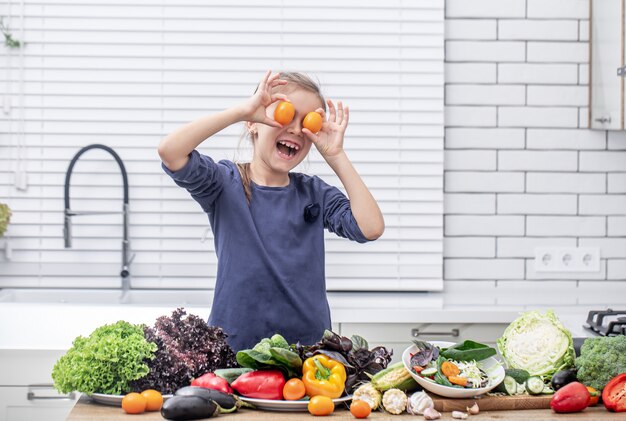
[90,392,173,406]
[402,341,505,399]
[238,395,352,412]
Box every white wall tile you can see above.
[445,215,525,236]
[526,86,588,106]
[445,63,497,84]
[608,131,626,150]
[580,195,626,215]
[444,150,497,170]
[498,63,579,84]
[579,107,589,129]
[495,280,580,305]
[498,20,579,41]
[445,106,497,126]
[579,21,589,42]
[446,84,526,105]
[580,151,626,171]
[445,258,524,279]
[445,128,525,149]
[526,173,606,193]
[579,64,589,84]
[497,237,577,258]
[579,238,626,258]
[445,171,525,192]
[444,193,496,214]
[607,260,626,280]
[444,237,496,257]
[527,0,589,19]
[526,128,605,149]
[527,42,588,63]
[498,107,579,128]
[608,217,626,236]
[446,0,526,18]
[446,41,525,62]
[445,19,497,40]
[526,216,606,236]
[498,150,578,171]
[497,194,577,215]
[608,174,626,193]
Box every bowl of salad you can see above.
[402,340,505,398]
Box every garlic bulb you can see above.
[406,391,434,415]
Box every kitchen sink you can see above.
[0,288,213,306]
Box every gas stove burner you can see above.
[584,309,626,336]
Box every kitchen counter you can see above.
[66,396,624,420]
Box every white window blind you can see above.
[0,0,444,291]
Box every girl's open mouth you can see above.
[276,140,300,160]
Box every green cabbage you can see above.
[497,310,575,380]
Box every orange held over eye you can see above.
[121,392,147,414]
[308,395,334,416]
[283,378,306,401]
[141,389,163,411]
[350,399,372,418]
[303,111,323,133]
[274,101,295,125]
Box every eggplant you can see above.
[175,386,250,412]
[551,368,578,391]
[161,395,219,420]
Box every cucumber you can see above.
[504,368,530,384]
[525,376,545,395]
[494,375,518,395]
[420,367,437,377]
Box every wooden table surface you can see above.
[66,395,625,421]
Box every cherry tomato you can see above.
[303,111,323,133]
[307,395,334,416]
[586,386,599,406]
[121,392,147,414]
[283,378,306,401]
[350,399,372,418]
[141,389,163,411]
[274,101,295,125]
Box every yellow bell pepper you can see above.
[302,354,346,399]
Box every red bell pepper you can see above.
[191,372,233,394]
[603,373,626,412]
[230,370,285,400]
[550,381,591,413]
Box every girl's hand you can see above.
[304,99,349,161]
[240,70,288,127]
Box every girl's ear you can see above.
[246,121,257,137]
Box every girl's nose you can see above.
[287,116,303,137]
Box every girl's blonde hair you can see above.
[236,72,326,203]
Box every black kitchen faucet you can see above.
[63,144,134,291]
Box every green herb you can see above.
[441,340,496,362]
[52,321,157,395]
[0,203,11,237]
[0,18,22,49]
[236,334,302,378]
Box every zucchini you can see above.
[161,395,219,420]
[504,368,530,384]
[370,362,419,392]
[494,375,518,395]
[420,367,437,377]
[525,376,545,395]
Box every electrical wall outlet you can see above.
[534,247,601,273]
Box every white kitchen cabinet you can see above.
[591,0,626,129]
[0,350,76,421]
[339,323,507,363]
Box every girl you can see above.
[158,71,384,351]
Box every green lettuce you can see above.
[52,321,157,395]
[497,310,575,380]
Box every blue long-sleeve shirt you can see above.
[163,150,370,351]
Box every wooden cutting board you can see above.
[431,393,552,412]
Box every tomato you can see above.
[307,395,334,416]
[121,392,147,414]
[283,378,306,401]
[274,101,295,125]
[303,111,323,133]
[141,389,163,411]
[350,399,371,418]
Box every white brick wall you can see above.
[444,0,626,285]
